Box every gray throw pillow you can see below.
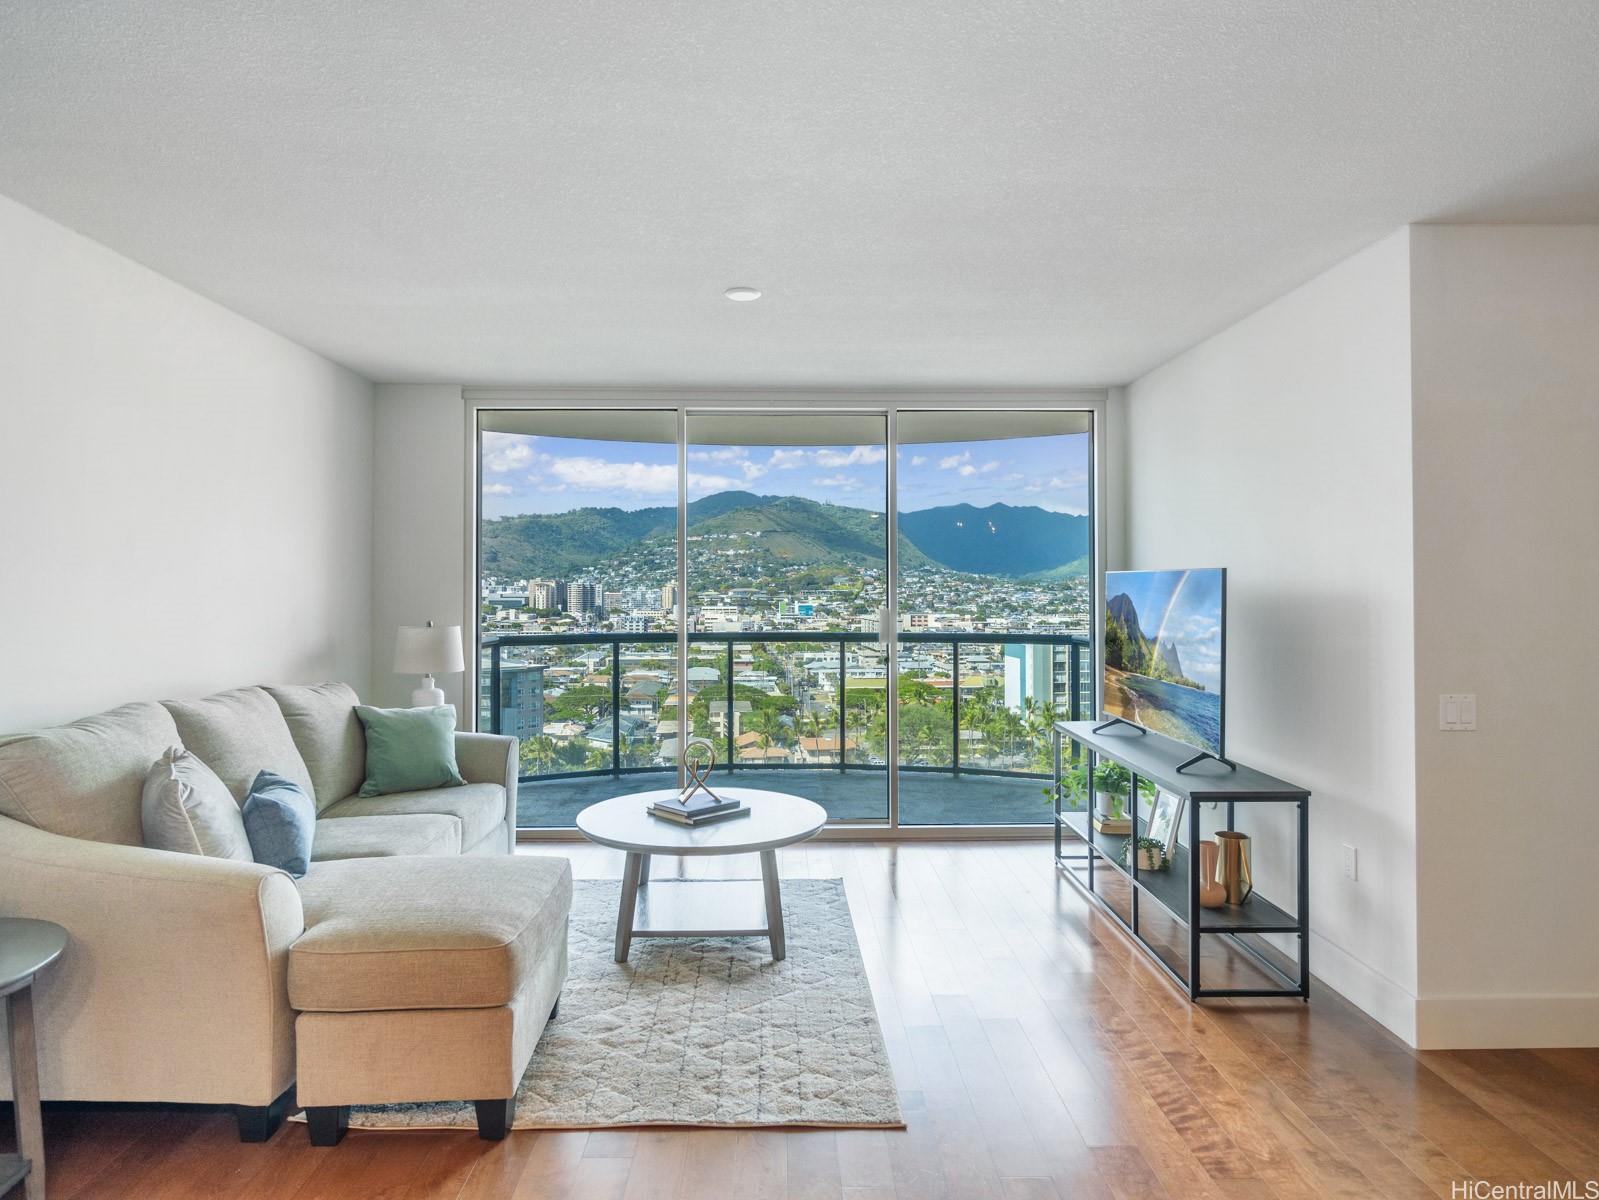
[141,746,253,861]
[241,769,316,877]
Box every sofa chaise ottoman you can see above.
[290,855,571,1143]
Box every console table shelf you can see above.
[1053,720,1311,1000]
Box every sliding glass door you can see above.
[475,402,1094,832]
[685,412,890,822]
[477,410,680,829]
[895,411,1094,825]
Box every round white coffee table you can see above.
[576,787,826,963]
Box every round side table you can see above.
[1,919,67,1200]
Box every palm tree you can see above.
[747,707,781,764]
[1022,698,1060,772]
[802,707,827,743]
[520,735,558,777]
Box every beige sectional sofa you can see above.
[0,682,567,1142]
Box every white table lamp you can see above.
[395,621,465,707]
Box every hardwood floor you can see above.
[5,841,1598,1199]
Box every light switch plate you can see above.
[1439,693,1477,731]
[1342,844,1358,881]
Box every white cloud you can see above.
[688,447,747,464]
[938,451,970,470]
[767,449,807,470]
[482,482,514,496]
[815,445,886,468]
[909,455,928,467]
[688,472,750,493]
[482,434,535,473]
[812,474,864,490]
[547,456,678,495]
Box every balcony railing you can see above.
[481,629,1091,786]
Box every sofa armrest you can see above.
[455,731,517,851]
[0,815,304,1106]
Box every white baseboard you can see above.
[1415,993,1599,1049]
[1309,931,1418,1046]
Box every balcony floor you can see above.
[517,767,1052,828]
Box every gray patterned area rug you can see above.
[313,877,903,1130]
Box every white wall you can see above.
[1409,226,1599,1047]
[1102,385,1130,571]
[0,194,375,730]
[370,384,471,713]
[1126,231,1420,1042]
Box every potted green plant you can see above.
[1120,836,1170,872]
[1044,763,1090,809]
[1093,761,1132,807]
[1089,762,1157,832]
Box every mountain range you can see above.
[1105,592,1202,690]
[481,491,1089,581]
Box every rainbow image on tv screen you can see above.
[1102,568,1225,755]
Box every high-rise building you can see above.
[1003,643,1068,712]
[528,579,567,611]
[660,583,678,614]
[603,590,623,611]
[496,663,545,743]
[567,581,598,614]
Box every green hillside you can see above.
[690,496,929,568]
[480,490,1088,581]
[479,503,674,579]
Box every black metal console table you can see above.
[1052,720,1310,1000]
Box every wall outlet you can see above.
[1341,844,1358,881]
[1438,693,1477,731]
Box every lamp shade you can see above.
[394,624,465,675]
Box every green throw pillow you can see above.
[354,705,465,797]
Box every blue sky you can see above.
[479,432,1090,518]
[1105,568,1224,692]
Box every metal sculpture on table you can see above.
[679,738,722,810]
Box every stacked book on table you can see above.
[647,789,750,826]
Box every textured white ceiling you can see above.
[3,1,1598,386]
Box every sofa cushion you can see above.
[289,855,572,1012]
[265,683,364,812]
[463,821,511,856]
[242,770,316,878]
[0,701,181,845]
[310,813,462,861]
[322,783,506,849]
[141,746,254,861]
[353,704,464,797]
[163,687,314,803]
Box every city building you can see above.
[566,581,598,615]
[495,662,545,741]
[1003,642,1063,712]
[528,579,567,611]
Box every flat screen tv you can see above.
[1103,568,1226,756]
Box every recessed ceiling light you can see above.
[724,286,762,302]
